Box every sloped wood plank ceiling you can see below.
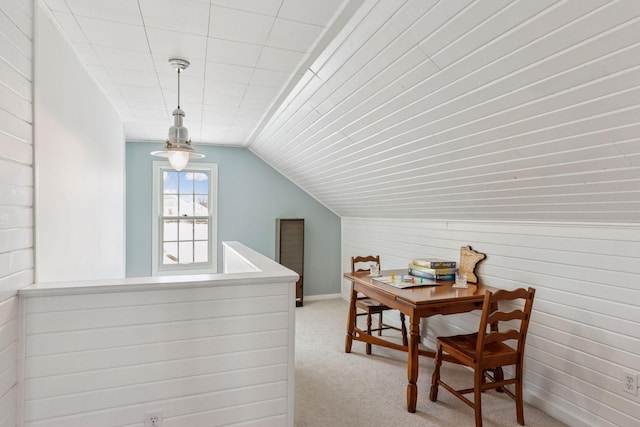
[249,0,640,222]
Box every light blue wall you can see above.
[126,141,341,297]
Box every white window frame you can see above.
[151,161,218,276]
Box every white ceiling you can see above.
[42,0,640,222]
[41,0,356,145]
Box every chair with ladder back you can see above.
[351,255,408,355]
[429,287,536,427]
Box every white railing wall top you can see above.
[20,241,298,297]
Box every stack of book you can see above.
[408,258,457,280]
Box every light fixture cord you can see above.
[177,68,181,109]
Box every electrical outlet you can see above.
[623,372,638,395]
[145,411,163,427]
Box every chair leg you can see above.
[366,312,372,355]
[377,311,383,336]
[400,313,408,347]
[430,343,443,401]
[515,362,525,425]
[474,366,483,427]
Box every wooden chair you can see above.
[351,255,408,354]
[429,287,536,427]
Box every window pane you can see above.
[179,195,194,217]
[178,220,193,241]
[163,220,178,241]
[179,242,193,264]
[179,172,194,193]
[194,241,208,263]
[195,195,208,215]
[163,242,178,264]
[163,195,178,216]
[193,172,209,194]
[194,219,208,240]
[163,171,178,194]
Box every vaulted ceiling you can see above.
[42,0,640,222]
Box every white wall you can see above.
[20,242,297,427]
[0,0,34,426]
[34,5,124,282]
[342,218,640,427]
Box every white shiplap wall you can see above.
[250,0,640,223]
[21,280,295,427]
[342,218,640,427]
[0,0,33,426]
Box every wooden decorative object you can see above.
[459,246,486,283]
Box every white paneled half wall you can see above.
[342,217,640,427]
[20,278,296,427]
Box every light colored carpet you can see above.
[294,298,567,427]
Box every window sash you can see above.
[152,161,218,276]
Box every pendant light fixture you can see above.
[151,58,204,171]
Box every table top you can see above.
[344,269,495,307]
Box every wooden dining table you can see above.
[344,269,496,413]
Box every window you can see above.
[152,161,217,275]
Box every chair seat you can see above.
[439,333,519,368]
[356,298,388,312]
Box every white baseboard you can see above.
[304,293,342,302]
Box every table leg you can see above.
[406,316,420,413]
[345,283,357,353]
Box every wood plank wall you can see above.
[251,0,640,223]
[342,217,640,427]
[0,0,33,426]
[22,281,295,427]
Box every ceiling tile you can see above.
[127,122,172,141]
[210,6,274,45]
[51,11,88,43]
[204,80,248,98]
[65,0,142,25]
[240,96,272,109]
[235,107,265,119]
[278,0,347,26]
[256,47,307,72]
[163,89,204,107]
[244,85,280,101]
[94,46,155,72]
[201,115,235,126]
[267,19,324,53]
[76,16,148,51]
[139,0,210,36]
[205,62,255,84]
[118,85,163,102]
[146,28,208,62]
[203,105,239,119]
[206,38,262,68]
[250,68,293,88]
[158,74,205,96]
[210,0,282,17]
[108,68,158,87]
[131,108,168,120]
[128,98,170,110]
[202,93,243,108]
[43,0,350,146]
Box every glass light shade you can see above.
[168,150,190,171]
[151,146,205,171]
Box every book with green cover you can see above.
[408,267,456,280]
